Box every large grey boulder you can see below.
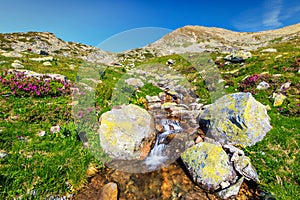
[181,142,235,191]
[98,104,155,160]
[198,92,271,146]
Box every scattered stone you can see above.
[50,125,60,133]
[275,55,282,59]
[43,61,52,66]
[11,62,24,69]
[8,69,67,82]
[161,102,177,109]
[181,142,235,191]
[198,92,272,146]
[98,104,155,160]
[261,48,277,53]
[1,51,22,58]
[148,103,161,110]
[0,150,8,159]
[99,182,118,200]
[217,176,244,199]
[234,155,259,182]
[224,51,252,63]
[166,59,176,65]
[38,130,46,137]
[257,81,270,90]
[273,93,286,107]
[223,144,245,156]
[189,102,204,110]
[125,78,144,88]
[146,95,161,103]
[30,56,53,62]
[86,165,98,177]
[279,82,291,92]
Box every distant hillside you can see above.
[1,23,300,65]
[0,32,114,64]
[146,23,300,55]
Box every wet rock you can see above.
[272,93,286,106]
[181,142,235,191]
[146,95,161,103]
[256,81,270,90]
[99,182,118,200]
[125,78,144,88]
[161,102,177,109]
[99,104,155,160]
[217,176,244,199]
[198,92,272,146]
[234,155,259,182]
[183,191,209,200]
[261,48,277,53]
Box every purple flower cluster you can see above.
[0,69,72,97]
[239,74,269,93]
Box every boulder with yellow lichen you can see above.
[198,92,271,147]
[181,142,236,191]
[98,104,155,160]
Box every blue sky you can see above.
[0,0,299,52]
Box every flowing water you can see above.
[144,119,183,170]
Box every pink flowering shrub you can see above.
[238,74,270,93]
[0,69,72,97]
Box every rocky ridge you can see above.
[0,32,114,64]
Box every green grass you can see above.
[0,36,299,199]
[215,38,300,199]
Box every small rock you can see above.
[273,93,286,107]
[166,59,176,65]
[189,103,204,110]
[146,95,161,103]
[0,150,8,159]
[30,56,53,62]
[11,62,24,69]
[38,130,46,137]
[99,182,118,200]
[50,125,60,133]
[220,181,230,189]
[161,102,177,109]
[148,103,161,110]
[217,176,244,199]
[275,55,283,59]
[234,155,259,182]
[43,61,52,66]
[261,48,277,53]
[256,81,270,90]
[279,82,291,92]
[1,51,22,58]
[125,78,144,88]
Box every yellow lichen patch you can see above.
[181,142,233,190]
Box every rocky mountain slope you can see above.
[146,23,300,55]
[0,32,114,64]
[1,23,300,65]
